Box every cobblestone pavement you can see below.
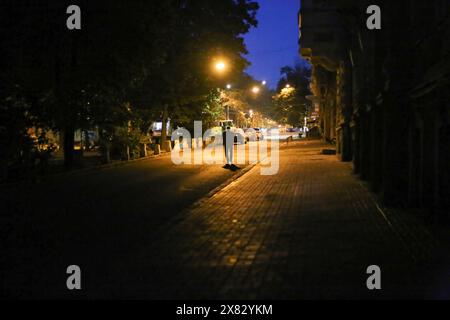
[118,139,448,300]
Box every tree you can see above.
[272,61,312,126]
[1,1,178,167]
[0,0,259,176]
[149,0,259,145]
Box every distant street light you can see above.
[252,86,260,94]
[262,80,267,86]
[226,84,232,90]
[285,84,291,88]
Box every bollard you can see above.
[154,144,161,155]
[143,143,148,157]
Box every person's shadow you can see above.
[230,164,241,172]
[223,164,241,171]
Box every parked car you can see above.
[244,128,257,142]
[233,128,246,144]
[244,128,264,142]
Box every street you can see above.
[2,140,448,299]
[2,0,450,306]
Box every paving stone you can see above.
[136,140,447,299]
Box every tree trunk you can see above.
[63,30,79,168]
[105,145,111,164]
[84,129,90,151]
[161,105,169,151]
[99,129,111,164]
[63,125,75,167]
[126,145,130,161]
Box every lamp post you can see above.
[224,84,232,120]
[212,57,230,121]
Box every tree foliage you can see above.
[0,1,259,179]
[272,61,312,126]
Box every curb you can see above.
[182,138,303,213]
[151,140,299,234]
[2,137,298,189]
[189,163,257,210]
[150,162,259,237]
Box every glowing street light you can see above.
[226,84,232,90]
[215,61,226,72]
[252,86,260,94]
[285,84,291,88]
[212,57,230,76]
[262,80,267,86]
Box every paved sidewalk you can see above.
[124,139,447,300]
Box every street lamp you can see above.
[215,61,226,72]
[285,84,291,88]
[252,86,260,94]
[262,80,267,86]
[226,84,232,90]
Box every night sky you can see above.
[244,0,301,89]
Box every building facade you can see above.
[299,0,450,220]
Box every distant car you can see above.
[200,126,222,145]
[244,128,257,142]
[233,128,246,144]
[253,128,264,140]
[244,128,264,142]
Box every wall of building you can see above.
[299,0,450,220]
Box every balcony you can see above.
[299,0,346,70]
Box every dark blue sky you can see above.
[244,0,301,89]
